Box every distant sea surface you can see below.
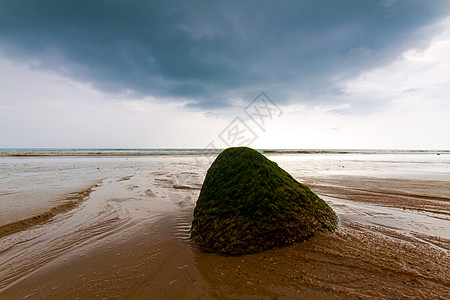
[1,148,448,156]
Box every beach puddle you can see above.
[327,196,450,245]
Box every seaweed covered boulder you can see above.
[190,147,338,255]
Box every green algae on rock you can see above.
[190,147,338,256]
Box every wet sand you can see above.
[1,154,449,299]
[2,200,449,299]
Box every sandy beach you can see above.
[0,151,449,299]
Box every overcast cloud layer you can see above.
[2,0,450,109]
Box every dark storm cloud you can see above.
[1,0,450,108]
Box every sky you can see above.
[1,0,449,149]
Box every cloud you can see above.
[1,0,450,109]
[0,57,229,148]
[342,19,450,108]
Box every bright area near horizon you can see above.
[0,1,449,150]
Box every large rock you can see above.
[190,147,338,255]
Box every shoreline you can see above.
[1,149,449,158]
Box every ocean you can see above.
[1,148,449,156]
